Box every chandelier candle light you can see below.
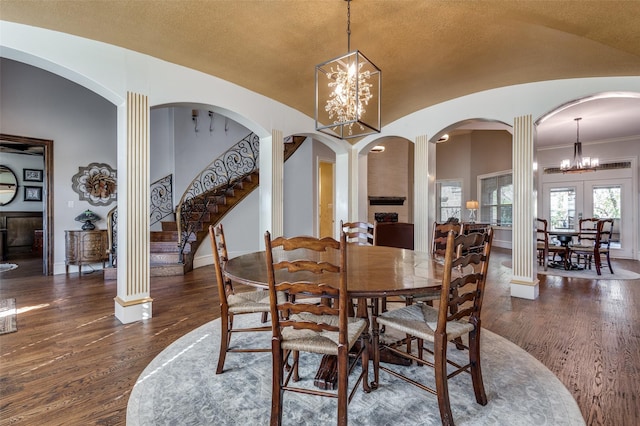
[315,0,381,139]
[560,117,599,173]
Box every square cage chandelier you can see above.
[315,0,381,140]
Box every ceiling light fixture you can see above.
[315,0,381,139]
[560,117,599,174]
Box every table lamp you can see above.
[75,209,100,230]
[466,200,479,223]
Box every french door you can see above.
[542,178,633,258]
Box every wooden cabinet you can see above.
[65,230,108,275]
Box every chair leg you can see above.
[594,254,602,275]
[361,335,371,393]
[468,328,488,405]
[606,253,614,274]
[292,350,300,382]
[337,348,349,426]
[434,336,455,426]
[216,308,230,374]
[271,344,284,426]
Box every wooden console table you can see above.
[65,230,109,275]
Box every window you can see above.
[479,171,512,226]
[436,180,462,222]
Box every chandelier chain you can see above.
[346,0,351,52]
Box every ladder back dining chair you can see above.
[264,231,370,426]
[374,227,494,426]
[209,224,273,374]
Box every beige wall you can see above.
[367,138,414,223]
[437,130,512,202]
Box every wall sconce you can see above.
[466,200,479,223]
[192,109,199,133]
[208,111,214,133]
[370,145,385,153]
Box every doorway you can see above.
[0,134,53,275]
[318,160,334,238]
[542,177,634,259]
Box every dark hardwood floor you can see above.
[1,249,638,425]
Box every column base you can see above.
[509,278,539,300]
[114,296,153,324]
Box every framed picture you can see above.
[24,186,42,202]
[23,168,43,182]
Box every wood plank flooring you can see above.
[1,249,639,425]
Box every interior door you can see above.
[318,161,334,238]
[543,177,633,259]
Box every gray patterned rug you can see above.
[0,298,17,335]
[128,314,585,425]
[0,263,18,273]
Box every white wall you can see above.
[172,107,252,197]
[0,58,117,272]
[283,138,314,238]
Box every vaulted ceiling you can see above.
[2,0,640,145]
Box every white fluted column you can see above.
[115,92,152,323]
[260,130,283,241]
[510,114,539,299]
[414,135,434,253]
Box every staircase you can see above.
[104,135,304,279]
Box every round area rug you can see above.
[0,263,18,273]
[128,314,584,426]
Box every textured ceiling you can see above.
[2,0,640,144]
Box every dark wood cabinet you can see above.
[65,230,108,274]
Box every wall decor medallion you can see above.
[71,163,117,206]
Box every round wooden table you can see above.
[224,244,443,298]
[224,244,444,389]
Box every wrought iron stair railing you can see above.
[106,173,174,267]
[176,132,260,260]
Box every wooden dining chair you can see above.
[209,224,272,374]
[264,231,370,426]
[536,218,567,270]
[374,227,494,426]
[570,218,614,275]
[340,220,374,246]
[432,221,462,258]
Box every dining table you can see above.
[224,244,445,389]
[548,230,592,270]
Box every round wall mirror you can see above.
[0,165,19,206]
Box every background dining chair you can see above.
[570,218,614,275]
[209,224,272,374]
[401,220,462,308]
[536,218,567,270]
[340,220,374,245]
[432,221,462,258]
[374,228,494,426]
[569,217,599,270]
[264,231,370,426]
